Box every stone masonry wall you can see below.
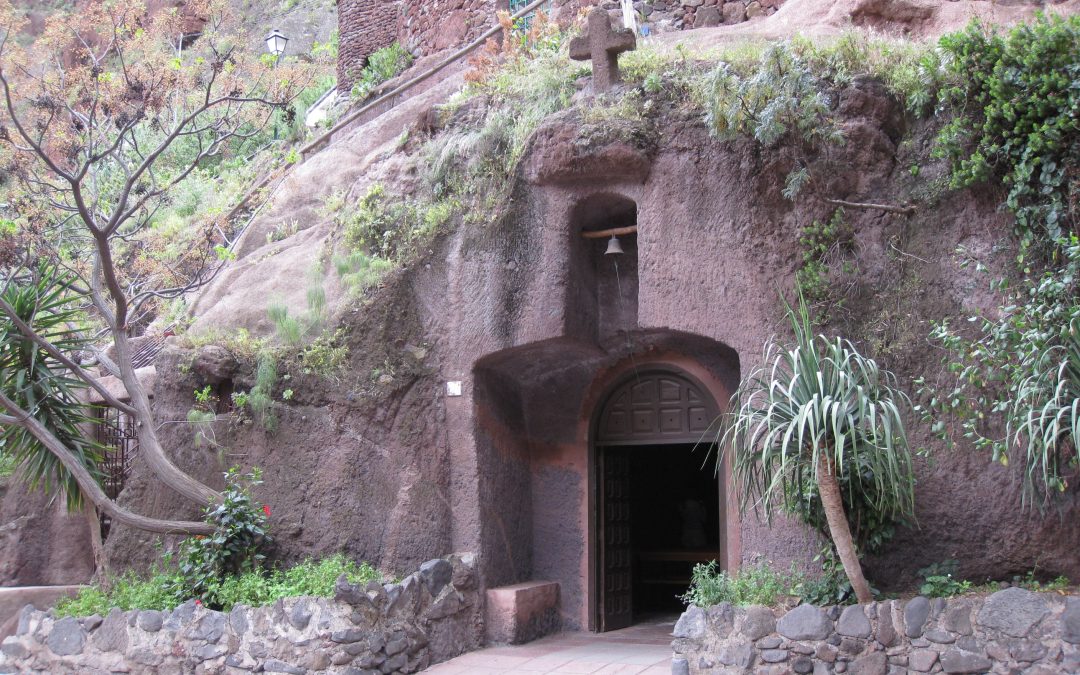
[671,588,1080,674]
[337,0,400,92]
[0,554,481,674]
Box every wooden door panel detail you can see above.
[598,372,719,445]
[599,450,633,632]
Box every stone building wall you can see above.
[337,0,400,92]
[0,554,481,674]
[671,588,1080,674]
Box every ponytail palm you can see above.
[719,299,915,604]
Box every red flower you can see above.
[262,504,271,517]
[195,599,202,607]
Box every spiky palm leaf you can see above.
[0,266,104,510]
[721,299,916,521]
[1009,316,1080,503]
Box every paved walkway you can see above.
[424,617,676,675]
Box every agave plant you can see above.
[718,297,915,604]
[0,266,103,510]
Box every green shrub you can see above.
[936,14,1080,248]
[175,468,270,609]
[917,559,969,597]
[699,43,839,147]
[919,237,1079,504]
[351,42,413,101]
[249,352,279,432]
[294,329,349,379]
[54,554,381,617]
[341,184,454,264]
[333,251,394,294]
[794,553,854,606]
[794,208,853,320]
[55,571,181,617]
[681,560,795,607]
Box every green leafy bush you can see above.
[333,250,394,294]
[919,237,1079,504]
[54,571,182,617]
[341,184,454,264]
[793,550,855,606]
[795,208,854,320]
[54,554,381,617]
[681,560,795,607]
[249,353,279,432]
[936,14,1080,247]
[351,42,413,101]
[917,559,971,597]
[699,43,839,147]
[175,468,270,608]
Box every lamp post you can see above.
[264,29,288,140]
[264,29,288,65]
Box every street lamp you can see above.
[264,29,288,64]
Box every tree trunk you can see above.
[84,504,112,592]
[110,328,221,507]
[816,453,873,604]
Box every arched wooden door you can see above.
[593,370,719,632]
[597,372,717,446]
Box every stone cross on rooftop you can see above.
[569,8,636,93]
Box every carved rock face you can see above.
[192,345,238,384]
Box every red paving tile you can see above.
[423,619,674,675]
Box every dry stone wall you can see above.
[671,588,1080,674]
[0,554,481,675]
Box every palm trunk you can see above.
[816,453,873,604]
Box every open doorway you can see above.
[593,369,723,632]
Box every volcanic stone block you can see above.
[939,648,992,673]
[45,617,85,656]
[675,606,706,639]
[838,605,871,638]
[976,588,1049,638]
[485,580,560,645]
[1064,597,1080,644]
[739,605,777,639]
[778,604,831,641]
[904,597,930,638]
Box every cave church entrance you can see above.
[593,369,722,631]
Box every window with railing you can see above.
[96,405,138,501]
[509,0,550,28]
